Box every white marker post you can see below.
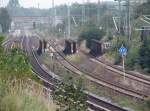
[122,55,126,81]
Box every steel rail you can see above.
[22,35,129,111]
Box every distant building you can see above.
[12,16,50,29]
[12,15,64,29]
[130,0,148,4]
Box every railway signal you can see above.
[119,45,127,81]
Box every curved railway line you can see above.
[4,31,150,111]
[21,35,129,111]
[48,39,149,100]
[54,38,150,86]
[49,38,150,87]
[5,33,149,111]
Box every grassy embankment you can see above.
[0,79,57,111]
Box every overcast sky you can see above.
[3,0,114,9]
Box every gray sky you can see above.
[3,0,113,9]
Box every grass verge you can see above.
[0,79,57,111]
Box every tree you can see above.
[0,8,11,33]
[7,0,20,8]
[135,1,150,18]
[79,24,105,48]
[100,11,114,30]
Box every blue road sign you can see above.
[119,45,127,56]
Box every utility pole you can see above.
[118,0,121,34]
[114,0,122,33]
[97,0,100,27]
[52,0,55,26]
[38,3,40,9]
[87,0,90,23]
[0,0,1,7]
[52,0,54,14]
[67,4,71,38]
[127,0,131,40]
[82,0,85,26]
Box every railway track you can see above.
[31,51,129,111]
[3,35,25,53]
[81,50,150,86]
[48,38,150,87]
[21,35,130,111]
[48,39,150,100]
[48,40,149,100]
[52,38,150,86]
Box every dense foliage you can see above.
[109,31,150,74]
[0,36,5,69]
[79,24,105,48]
[1,48,32,78]
[138,42,150,73]
[146,97,150,109]
[55,2,117,19]
[7,0,20,8]
[135,1,150,18]
[0,35,33,80]
[53,76,87,111]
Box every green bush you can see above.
[146,97,150,109]
[109,36,128,65]
[53,76,87,111]
[0,48,33,79]
[138,43,150,73]
[0,80,7,100]
[114,53,121,65]
[0,35,4,53]
[109,33,150,73]
[0,35,39,81]
[125,45,140,70]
